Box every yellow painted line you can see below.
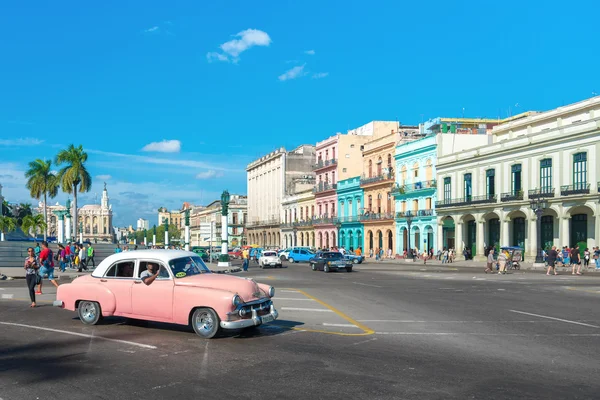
[566,287,600,295]
[280,287,374,336]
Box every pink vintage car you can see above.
[54,250,278,338]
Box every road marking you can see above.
[375,332,600,336]
[1,294,14,299]
[359,319,565,323]
[566,287,600,294]
[280,289,299,293]
[352,338,377,346]
[508,310,600,328]
[281,307,333,312]
[352,282,382,288]
[322,323,359,327]
[0,322,158,349]
[274,297,315,301]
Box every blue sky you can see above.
[1,0,598,226]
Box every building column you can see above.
[65,216,71,242]
[475,218,485,260]
[57,215,64,244]
[560,215,570,248]
[455,221,463,253]
[528,215,538,259]
[501,218,509,248]
[436,222,443,253]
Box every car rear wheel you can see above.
[311,263,317,271]
[280,255,287,261]
[346,266,353,272]
[192,308,221,339]
[324,265,330,273]
[288,257,295,263]
[352,258,359,264]
[78,301,102,325]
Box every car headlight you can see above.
[232,294,242,307]
[328,261,331,265]
[268,286,275,297]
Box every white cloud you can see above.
[144,26,160,33]
[278,64,308,81]
[196,170,224,180]
[97,174,112,180]
[304,50,315,55]
[312,72,329,79]
[141,140,181,153]
[0,138,44,146]
[207,29,271,63]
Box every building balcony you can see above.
[313,158,337,171]
[334,215,361,224]
[500,191,524,202]
[395,209,434,219]
[359,212,395,222]
[246,217,280,228]
[313,217,335,226]
[313,182,337,194]
[436,194,497,208]
[561,183,590,196]
[528,188,555,199]
[360,172,395,187]
[391,180,436,196]
[281,219,315,228]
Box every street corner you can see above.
[271,288,374,336]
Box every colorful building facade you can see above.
[336,177,364,251]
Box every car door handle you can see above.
[134,280,142,284]
[100,279,107,282]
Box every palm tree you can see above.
[25,159,59,240]
[55,144,92,238]
[21,214,47,238]
[0,216,16,241]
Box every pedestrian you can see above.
[37,240,59,293]
[485,248,495,273]
[583,248,590,269]
[594,247,600,269]
[78,244,87,272]
[387,248,392,259]
[571,246,581,275]
[242,247,249,272]
[57,244,67,272]
[449,248,454,263]
[497,249,508,274]
[24,247,39,307]
[562,247,571,267]
[34,242,41,258]
[87,243,95,268]
[375,247,380,261]
[422,250,428,265]
[115,245,122,253]
[546,245,559,276]
[442,248,448,264]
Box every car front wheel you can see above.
[288,257,295,263]
[192,308,221,339]
[78,301,102,325]
[324,265,330,273]
[352,258,359,264]
[311,263,317,271]
[346,266,353,272]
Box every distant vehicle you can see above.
[260,251,283,268]
[191,248,209,262]
[344,254,364,264]
[287,248,315,263]
[228,248,242,259]
[278,248,292,261]
[310,251,353,272]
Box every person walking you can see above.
[24,247,39,307]
[242,247,249,272]
[583,248,590,269]
[546,246,559,276]
[594,247,600,269]
[57,244,67,272]
[498,249,508,275]
[87,243,95,268]
[34,242,41,258]
[37,241,59,293]
[78,244,87,272]
[485,248,495,273]
[571,246,581,275]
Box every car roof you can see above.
[91,250,198,278]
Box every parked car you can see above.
[310,251,353,272]
[54,250,278,339]
[287,248,315,263]
[228,248,242,259]
[344,254,364,264]
[260,251,283,268]
[191,248,209,262]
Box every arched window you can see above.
[425,159,433,181]
[413,162,419,179]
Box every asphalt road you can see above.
[2,259,600,399]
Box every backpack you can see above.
[43,249,54,268]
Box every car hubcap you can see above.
[196,312,214,335]
[81,302,96,322]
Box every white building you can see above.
[189,195,247,248]
[435,96,600,260]
[246,145,315,248]
[136,218,149,231]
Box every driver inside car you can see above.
[140,262,166,285]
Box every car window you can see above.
[323,252,342,259]
[300,250,308,255]
[263,251,277,257]
[138,261,171,279]
[169,256,211,278]
[105,261,135,278]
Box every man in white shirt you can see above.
[140,262,161,285]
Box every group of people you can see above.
[544,245,599,275]
[55,242,95,272]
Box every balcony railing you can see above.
[334,215,361,223]
[246,218,280,227]
[561,183,590,196]
[436,194,497,208]
[313,182,337,193]
[313,217,335,225]
[280,219,315,228]
[396,209,434,218]
[313,158,337,170]
[528,188,555,199]
[359,212,395,221]
[501,191,524,202]
[360,172,394,186]
[391,180,436,195]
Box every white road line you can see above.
[0,322,158,349]
[273,297,315,301]
[322,323,359,327]
[352,282,383,288]
[509,310,600,328]
[281,307,333,312]
[280,290,299,293]
[1,294,14,299]
[375,332,600,336]
[359,319,563,323]
[0,288,5,290]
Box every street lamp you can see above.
[406,211,414,260]
[335,220,342,248]
[530,198,548,264]
[218,190,231,266]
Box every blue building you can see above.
[336,177,364,251]
[393,135,437,255]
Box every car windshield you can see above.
[168,256,211,278]
[322,252,342,259]
[263,251,277,257]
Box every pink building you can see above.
[313,136,338,249]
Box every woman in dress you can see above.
[24,247,39,307]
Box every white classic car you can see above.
[259,251,283,268]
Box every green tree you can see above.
[168,224,180,239]
[55,144,92,239]
[0,216,16,241]
[25,159,59,241]
[12,203,33,226]
[135,230,145,244]
[156,225,165,243]
[1,200,10,216]
[21,214,47,238]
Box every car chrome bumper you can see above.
[53,300,64,307]
[220,305,278,329]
